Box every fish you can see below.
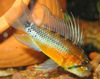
[4,1,91,77]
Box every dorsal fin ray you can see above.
[41,5,83,46]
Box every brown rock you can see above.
[89,52,99,60]
[91,54,100,71]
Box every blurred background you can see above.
[0,0,100,79]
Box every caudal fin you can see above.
[4,0,34,31]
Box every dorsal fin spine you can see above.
[80,26,83,45]
[76,19,78,44]
[71,13,77,43]
[67,14,73,41]
[70,15,74,41]
[77,20,80,45]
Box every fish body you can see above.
[5,1,91,77]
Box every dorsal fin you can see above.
[41,5,83,46]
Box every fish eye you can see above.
[82,59,89,66]
[24,21,31,27]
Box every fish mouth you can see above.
[67,67,91,77]
[77,70,91,77]
[67,65,91,77]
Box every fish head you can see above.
[62,48,91,77]
[67,58,91,77]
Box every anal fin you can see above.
[14,34,41,52]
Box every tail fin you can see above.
[4,0,34,31]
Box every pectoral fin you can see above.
[14,34,41,52]
[33,59,59,71]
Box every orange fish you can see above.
[5,1,91,77]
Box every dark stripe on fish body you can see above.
[51,30,56,33]
[66,38,72,43]
[60,35,65,38]
[24,21,31,27]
